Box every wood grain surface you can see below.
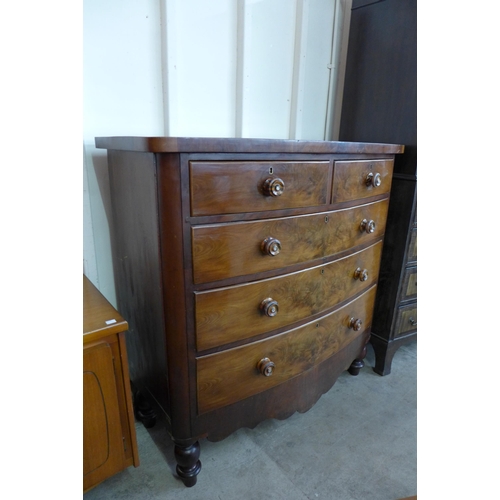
[195,241,382,350]
[189,160,330,216]
[95,136,404,154]
[332,159,394,203]
[196,286,377,413]
[192,199,388,283]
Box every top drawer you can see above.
[332,159,393,203]
[189,161,330,216]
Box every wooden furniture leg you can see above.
[174,440,202,487]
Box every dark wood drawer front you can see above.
[332,159,393,203]
[407,228,417,262]
[196,286,377,413]
[401,266,417,301]
[189,161,330,216]
[395,304,417,337]
[192,199,389,284]
[195,242,383,350]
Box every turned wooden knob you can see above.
[349,318,363,331]
[365,172,382,187]
[409,317,417,326]
[261,237,281,256]
[260,298,279,317]
[354,267,369,281]
[257,357,275,376]
[360,219,376,233]
[263,177,285,197]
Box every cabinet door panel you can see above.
[83,342,125,490]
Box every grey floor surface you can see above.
[84,341,417,500]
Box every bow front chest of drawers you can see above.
[95,136,403,486]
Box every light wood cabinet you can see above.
[83,275,139,493]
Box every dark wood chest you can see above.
[96,136,403,485]
[339,0,417,374]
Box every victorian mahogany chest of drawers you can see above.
[95,136,403,487]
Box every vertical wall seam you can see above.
[160,0,169,136]
[323,0,339,140]
[288,0,305,140]
[235,0,245,138]
[325,0,352,140]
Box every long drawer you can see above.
[189,161,330,216]
[196,286,377,414]
[195,241,382,350]
[192,199,389,284]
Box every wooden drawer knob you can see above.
[260,298,279,317]
[366,172,382,187]
[409,317,417,327]
[257,357,275,377]
[261,237,281,256]
[354,268,369,281]
[360,219,376,233]
[349,318,363,331]
[263,177,285,197]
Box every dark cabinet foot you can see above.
[131,385,157,428]
[174,440,202,487]
[371,339,396,376]
[348,333,370,376]
[348,359,364,376]
[370,333,417,376]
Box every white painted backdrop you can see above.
[83,0,352,305]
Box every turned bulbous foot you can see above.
[174,440,202,487]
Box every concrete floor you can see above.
[84,341,417,500]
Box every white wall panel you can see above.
[83,0,164,304]
[294,0,336,140]
[240,0,297,138]
[165,0,237,136]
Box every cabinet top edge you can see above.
[94,136,404,155]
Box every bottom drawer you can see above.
[196,286,377,414]
[394,303,417,337]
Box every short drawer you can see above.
[332,159,393,203]
[192,199,389,284]
[394,303,417,337]
[196,285,377,413]
[189,161,330,216]
[400,266,417,301]
[195,242,383,350]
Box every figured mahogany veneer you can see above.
[195,242,382,351]
[332,159,394,203]
[96,136,402,487]
[190,161,330,216]
[192,199,388,284]
[197,286,377,413]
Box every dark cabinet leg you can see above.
[370,334,416,376]
[371,337,396,376]
[174,440,202,487]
